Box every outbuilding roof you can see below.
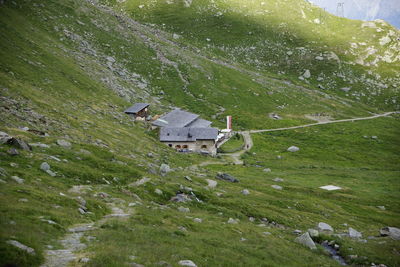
[152,109,199,128]
[186,118,212,128]
[160,127,218,142]
[124,103,149,114]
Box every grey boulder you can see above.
[348,227,362,238]
[295,232,316,250]
[216,173,239,183]
[380,227,400,240]
[318,222,334,232]
[56,139,71,148]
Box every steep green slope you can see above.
[106,0,400,109]
[0,0,399,266]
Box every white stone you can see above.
[179,260,197,267]
[287,146,299,152]
[193,218,202,223]
[206,179,217,189]
[271,185,282,190]
[227,218,239,224]
[154,189,163,195]
[241,189,250,195]
[319,185,342,191]
[40,162,50,171]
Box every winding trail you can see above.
[218,111,398,165]
[247,111,398,134]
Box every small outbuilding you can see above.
[124,103,149,120]
[160,127,219,155]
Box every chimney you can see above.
[226,116,232,130]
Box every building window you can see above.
[183,145,188,149]
[175,145,181,149]
[201,145,207,149]
[168,144,172,147]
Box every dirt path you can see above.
[248,112,398,134]
[218,112,398,165]
[41,194,132,267]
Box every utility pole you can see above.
[336,2,345,17]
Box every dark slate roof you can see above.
[186,118,212,128]
[160,127,218,142]
[124,103,149,114]
[152,109,199,128]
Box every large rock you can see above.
[287,146,300,152]
[56,139,71,148]
[216,173,239,183]
[178,260,197,267]
[6,240,35,255]
[308,229,319,238]
[271,185,282,190]
[7,138,31,151]
[0,131,12,144]
[40,162,51,171]
[318,222,334,232]
[159,164,171,176]
[295,232,316,250]
[348,227,362,238]
[380,227,400,240]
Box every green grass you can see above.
[0,0,399,266]
[218,133,244,153]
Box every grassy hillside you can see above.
[0,0,399,266]
[105,0,400,110]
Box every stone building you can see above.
[160,127,218,155]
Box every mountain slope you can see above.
[0,0,399,266]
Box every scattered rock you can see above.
[0,131,12,144]
[308,229,319,238]
[178,206,190,213]
[7,148,19,156]
[184,176,192,182]
[216,173,239,183]
[6,240,35,255]
[11,176,24,184]
[271,185,282,190]
[79,257,90,263]
[205,179,217,189]
[295,232,316,250]
[380,227,400,240]
[170,193,192,203]
[318,222,334,232]
[227,218,239,224]
[241,189,250,195]
[40,162,51,171]
[154,188,163,195]
[287,146,299,152]
[56,139,71,148]
[129,177,151,187]
[178,260,197,267]
[160,164,171,176]
[293,229,302,234]
[273,177,284,182]
[7,138,31,151]
[193,218,202,223]
[377,206,386,210]
[46,170,57,177]
[319,185,342,191]
[263,168,271,173]
[30,143,50,148]
[303,70,311,79]
[348,227,362,238]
